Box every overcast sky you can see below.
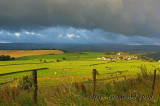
[0,0,160,45]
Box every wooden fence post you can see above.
[152,70,156,95]
[124,75,127,81]
[92,69,96,98]
[32,70,38,104]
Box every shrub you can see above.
[44,60,46,63]
[56,59,60,62]
[17,76,32,90]
[40,59,42,62]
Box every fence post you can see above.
[124,75,127,80]
[152,70,156,95]
[92,69,96,98]
[32,70,38,104]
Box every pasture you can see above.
[0,52,159,87]
[1,51,160,105]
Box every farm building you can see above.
[97,56,137,61]
[116,52,126,55]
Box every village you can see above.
[97,52,138,61]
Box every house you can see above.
[97,57,113,60]
[117,53,121,55]
[116,52,126,55]
[102,57,111,60]
[128,57,132,60]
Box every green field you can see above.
[0,52,159,87]
[1,52,160,105]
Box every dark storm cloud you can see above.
[0,0,160,36]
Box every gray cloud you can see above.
[0,0,160,37]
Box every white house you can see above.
[117,53,121,55]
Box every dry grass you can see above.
[1,73,160,105]
[0,50,64,58]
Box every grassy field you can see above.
[0,52,159,86]
[0,51,160,105]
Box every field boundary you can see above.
[0,68,157,104]
[0,61,53,67]
[0,68,49,76]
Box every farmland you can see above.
[0,51,160,105]
[0,50,63,58]
[0,51,159,86]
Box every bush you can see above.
[56,59,60,62]
[44,60,46,63]
[17,76,32,90]
[40,59,42,62]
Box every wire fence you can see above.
[0,68,158,104]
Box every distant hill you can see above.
[141,52,160,61]
[0,43,160,53]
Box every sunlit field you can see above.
[0,50,63,58]
[0,51,160,105]
[0,52,159,86]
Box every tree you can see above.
[0,55,15,61]
[148,58,154,62]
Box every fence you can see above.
[0,68,48,104]
[91,69,157,99]
[0,68,158,104]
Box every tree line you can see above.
[0,55,15,61]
